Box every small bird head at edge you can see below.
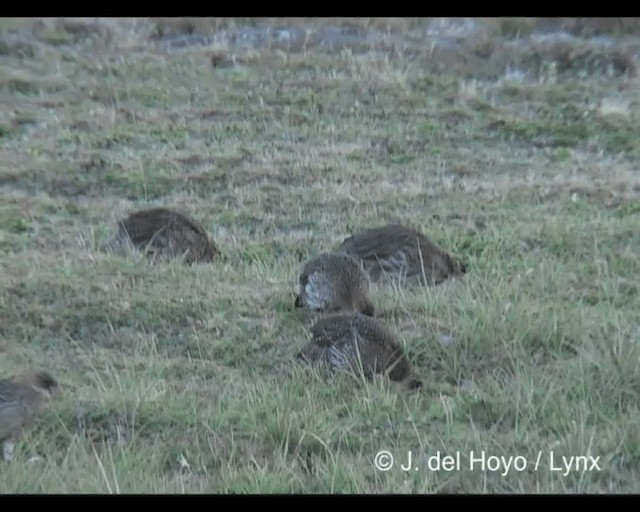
[14,370,60,398]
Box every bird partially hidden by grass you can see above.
[296,313,422,390]
[0,370,60,462]
[338,223,466,287]
[101,207,220,265]
[294,252,375,316]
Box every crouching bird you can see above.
[0,370,60,462]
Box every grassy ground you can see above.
[1,17,639,494]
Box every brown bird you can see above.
[296,313,422,390]
[0,370,60,461]
[338,223,466,286]
[294,252,375,316]
[102,207,219,264]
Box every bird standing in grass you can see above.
[294,252,376,316]
[102,207,219,264]
[297,313,422,390]
[0,370,60,462]
[338,223,466,286]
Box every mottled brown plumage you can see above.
[297,313,422,389]
[294,252,375,316]
[338,224,466,286]
[103,208,219,264]
[0,370,60,461]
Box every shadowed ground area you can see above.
[0,17,639,493]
